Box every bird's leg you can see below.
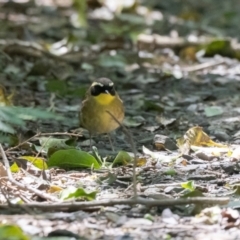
[89,132,92,150]
[108,133,115,152]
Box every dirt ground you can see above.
[1,0,240,239]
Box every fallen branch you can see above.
[0,144,60,202]
[0,197,229,212]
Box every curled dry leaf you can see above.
[177,126,228,155]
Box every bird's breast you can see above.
[94,93,115,105]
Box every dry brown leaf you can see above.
[177,126,227,155]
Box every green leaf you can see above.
[60,186,97,201]
[0,107,24,125]
[112,151,132,167]
[204,39,234,58]
[123,116,145,127]
[0,120,15,134]
[81,62,94,71]
[38,137,76,156]
[14,107,64,121]
[204,106,223,117]
[0,224,29,240]
[97,54,127,68]
[181,180,195,191]
[163,168,176,176]
[118,13,145,25]
[0,106,64,135]
[48,149,101,169]
[182,189,204,198]
[91,146,103,165]
[143,100,164,112]
[45,79,68,96]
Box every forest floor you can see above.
[1,0,240,239]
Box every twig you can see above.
[6,131,83,152]
[38,132,83,137]
[0,181,12,206]
[106,110,138,199]
[0,144,60,202]
[182,60,225,72]
[0,49,12,61]
[141,183,189,190]
[0,183,35,214]
[6,133,39,152]
[0,197,229,211]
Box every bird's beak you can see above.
[105,90,110,94]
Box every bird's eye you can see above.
[91,85,103,96]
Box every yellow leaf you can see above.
[48,185,63,193]
[10,162,19,173]
[177,126,227,154]
[19,156,48,170]
[136,157,147,167]
[0,85,14,106]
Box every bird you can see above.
[80,78,124,150]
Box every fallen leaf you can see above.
[123,116,145,127]
[181,180,195,191]
[177,126,227,155]
[204,106,223,117]
[0,225,29,240]
[48,149,101,169]
[112,151,132,167]
[60,186,97,201]
[18,156,48,170]
[48,185,63,193]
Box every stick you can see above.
[0,197,229,211]
[182,60,225,72]
[106,110,138,198]
[6,131,83,152]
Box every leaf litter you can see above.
[1,0,240,239]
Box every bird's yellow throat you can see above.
[94,93,115,105]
